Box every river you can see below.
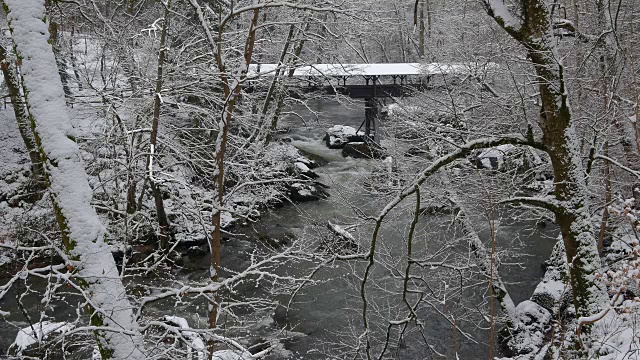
[0,98,558,359]
[233,98,559,359]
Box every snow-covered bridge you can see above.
[248,62,479,98]
[249,62,493,139]
[249,62,468,78]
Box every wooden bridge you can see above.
[249,63,485,140]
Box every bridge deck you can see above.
[248,63,473,78]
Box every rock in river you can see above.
[324,125,364,149]
[288,182,328,202]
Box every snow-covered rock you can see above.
[531,280,565,314]
[531,241,567,314]
[294,162,318,179]
[11,321,73,353]
[499,240,567,358]
[288,182,328,202]
[476,144,515,170]
[295,156,318,169]
[475,145,550,175]
[323,125,364,149]
[501,300,552,356]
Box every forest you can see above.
[0,0,640,359]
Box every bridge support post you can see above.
[364,97,378,141]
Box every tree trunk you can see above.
[147,0,172,249]
[208,3,260,334]
[595,0,614,254]
[44,3,72,99]
[419,0,425,59]
[187,1,262,355]
[0,45,44,189]
[263,21,309,145]
[2,1,146,358]
[247,23,296,146]
[483,0,607,327]
[531,41,606,324]
[69,24,83,91]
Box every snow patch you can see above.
[12,321,73,352]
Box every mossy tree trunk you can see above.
[0,44,44,190]
[2,1,146,358]
[482,0,607,325]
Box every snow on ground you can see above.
[590,309,640,360]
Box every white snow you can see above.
[512,301,552,354]
[325,125,363,148]
[162,315,207,360]
[294,162,310,173]
[486,0,522,31]
[327,125,358,137]
[12,321,72,352]
[383,103,420,117]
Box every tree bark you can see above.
[206,8,261,345]
[45,2,72,99]
[419,0,425,59]
[0,45,44,188]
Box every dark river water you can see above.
[0,98,558,359]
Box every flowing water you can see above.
[0,98,558,359]
[233,98,559,359]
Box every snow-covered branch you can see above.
[480,0,523,37]
[499,195,566,215]
[595,154,640,180]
